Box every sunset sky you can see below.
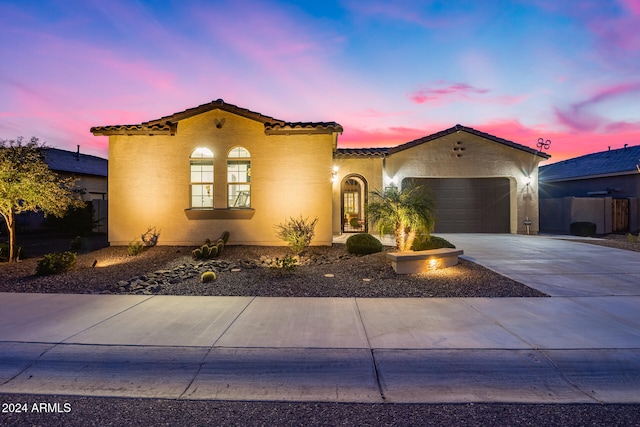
[1,0,639,164]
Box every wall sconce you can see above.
[524,176,533,186]
[331,165,339,183]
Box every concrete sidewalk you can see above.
[1,234,640,403]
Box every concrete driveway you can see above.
[439,233,640,297]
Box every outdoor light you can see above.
[524,176,533,186]
[331,165,339,182]
[385,175,398,187]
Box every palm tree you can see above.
[367,183,436,252]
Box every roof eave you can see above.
[264,123,343,136]
[388,124,551,159]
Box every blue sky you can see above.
[1,0,639,163]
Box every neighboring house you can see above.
[16,147,108,232]
[44,147,108,202]
[539,145,640,234]
[91,99,549,246]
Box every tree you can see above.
[367,183,436,252]
[0,137,83,262]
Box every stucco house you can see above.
[539,144,640,234]
[91,99,549,246]
[14,147,108,233]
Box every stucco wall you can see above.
[108,110,335,246]
[540,197,614,234]
[382,131,543,234]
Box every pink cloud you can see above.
[408,82,490,104]
[554,81,640,132]
[620,0,640,15]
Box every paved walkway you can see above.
[1,234,639,403]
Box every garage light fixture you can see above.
[524,176,533,186]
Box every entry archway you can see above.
[341,174,368,233]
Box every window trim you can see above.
[227,146,251,208]
[189,147,214,209]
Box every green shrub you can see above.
[36,251,77,276]
[570,222,597,237]
[128,240,144,256]
[627,233,639,243]
[412,235,456,251]
[349,217,362,228]
[201,271,217,283]
[270,254,299,270]
[219,231,230,244]
[275,215,318,254]
[346,233,383,254]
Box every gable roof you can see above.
[540,144,640,182]
[335,124,550,159]
[43,147,108,177]
[90,99,343,136]
[388,124,550,158]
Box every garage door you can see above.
[408,178,510,233]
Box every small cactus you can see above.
[192,233,228,260]
[201,271,217,283]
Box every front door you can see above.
[341,175,367,233]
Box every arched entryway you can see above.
[341,175,368,233]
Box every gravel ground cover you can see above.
[1,394,639,427]
[2,233,637,297]
[1,235,545,298]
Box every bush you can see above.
[36,251,77,275]
[349,217,362,228]
[627,233,639,243]
[201,271,217,283]
[570,222,597,237]
[128,240,144,256]
[269,254,299,270]
[412,235,456,251]
[275,215,318,254]
[346,233,383,255]
[141,226,161,247]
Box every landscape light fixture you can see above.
[331,165,339,182]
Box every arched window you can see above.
[190,148,214,208]
[227,147,251,208]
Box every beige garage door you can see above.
[408,178,510,233]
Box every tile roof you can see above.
[90,99,343,136]
[43,147,108,177]
[334,147,390,157]
[540,144,640,181]
[388,124,551,158]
